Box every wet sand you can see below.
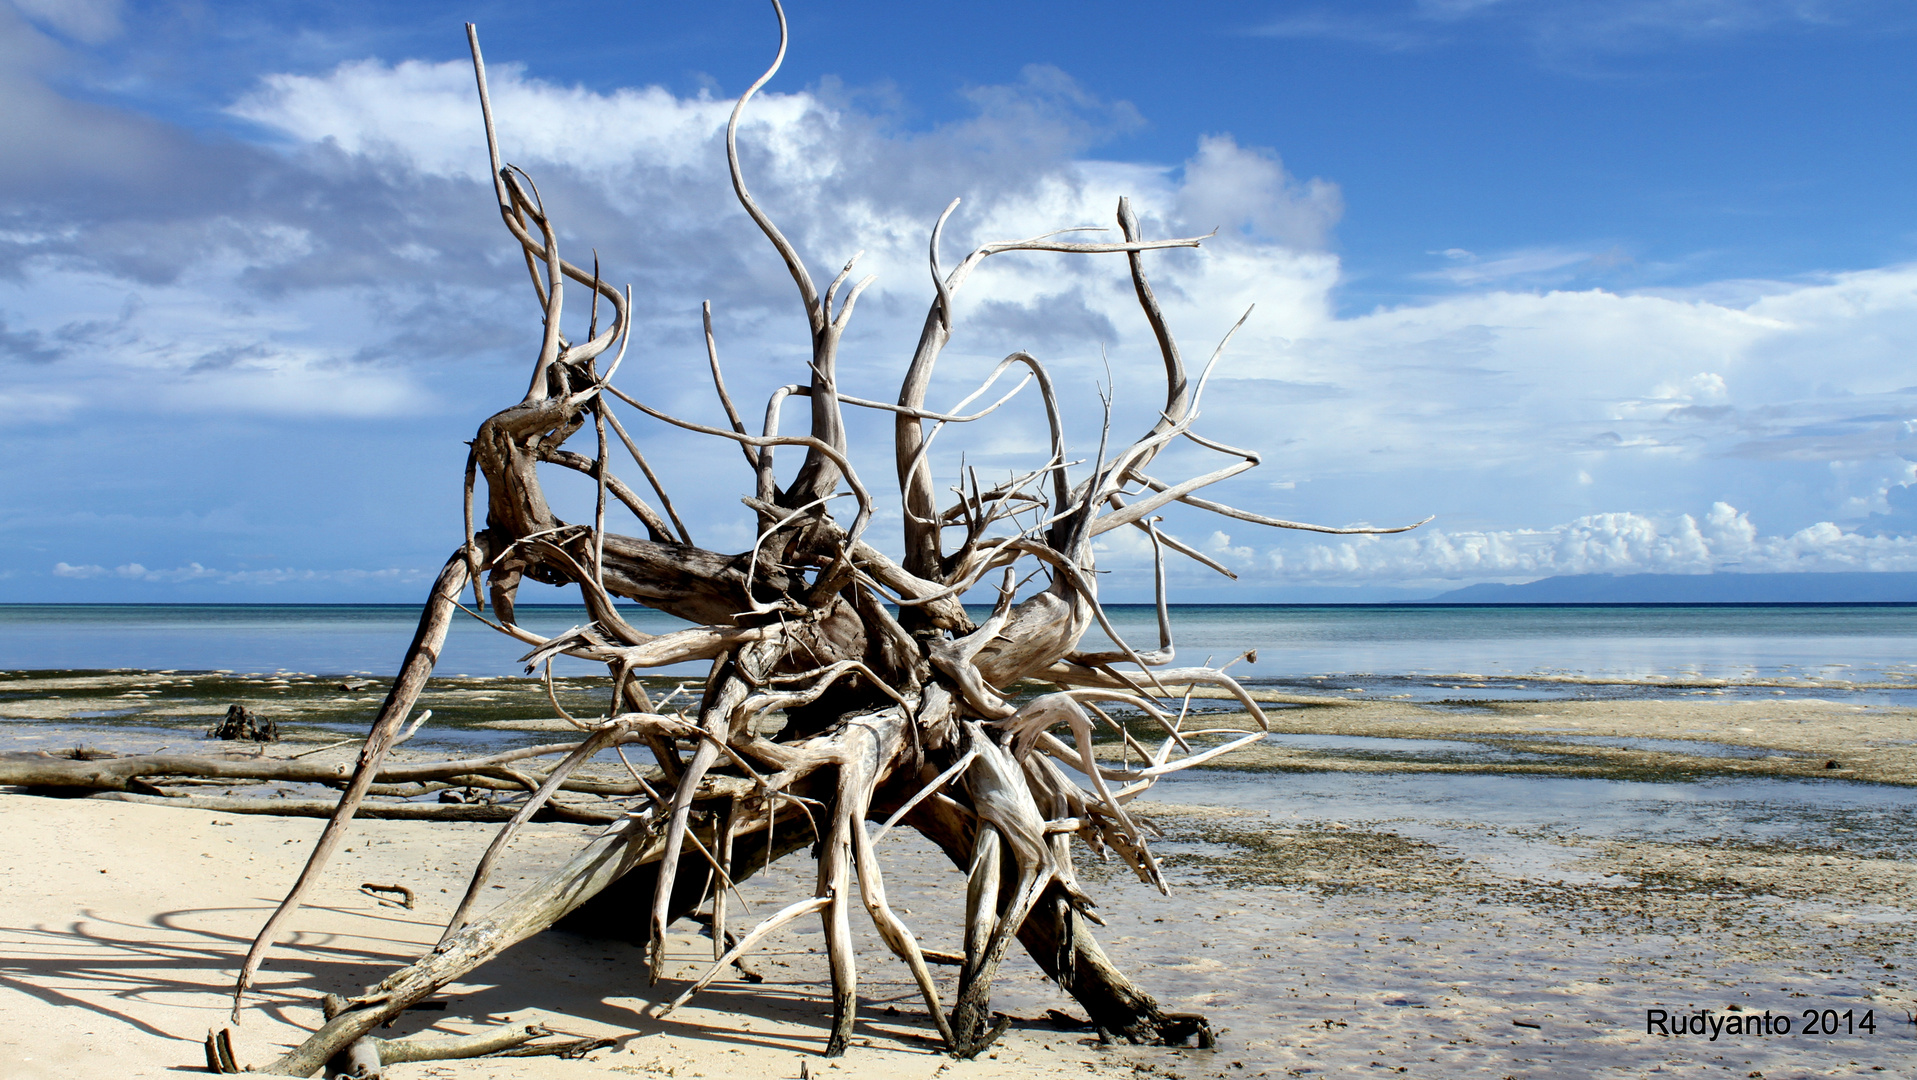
[3,672,1915,1077]
[1188,693,1917,785]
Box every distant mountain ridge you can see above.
[1424,572,1917,604]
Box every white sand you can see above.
[4,783,1912,1079]
[0,796,1155,1080]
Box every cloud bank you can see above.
[52,561,427,587]
[1251,0,1909,66]
[2,14,1915,600]
[1247,502,1917,586]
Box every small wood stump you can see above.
[207,704,276,743]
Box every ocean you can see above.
[2,602,1912,703]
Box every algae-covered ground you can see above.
[11,667,1912,782]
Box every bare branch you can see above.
[538,447,675,543]
[603,384,874,551]
[234,546,482,1021]
[726,0,819,330]
[1127,470,1435,535]
[601,405,695,545]
[704,300,759,470]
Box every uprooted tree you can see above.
[216,5,1424,1072]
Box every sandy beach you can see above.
[3,675,1914,1078]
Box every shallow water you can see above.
[6,602,1916,694]
[1155,768,1917,854]
[1260,732,1570,765]
[1533,734,1793,760]
[0,603,700,678]
[1088,603,1917,707]
[0,716,645,776]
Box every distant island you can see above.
[1422,571,1917,604]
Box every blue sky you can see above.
[4,0,1917,603]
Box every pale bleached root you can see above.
[642,702,969,1052]
[259,813,664,1077]
[849,804,958,1049]
[944,720,1093,1055]
[655,894,827,1017]
[1037,662,1274,731]
[818,777,859,1055]
[233,546,478,1024]
[649,736,724,980]
[995,693,1163,892]
[440,718,663,943]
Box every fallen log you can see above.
[205,1022,608,1076]
[83,791,623,824]
[0,742,637,794]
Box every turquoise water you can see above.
[1,603,1913,699]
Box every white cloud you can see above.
[1422,246,1600,286]
[48,560,430,586]
[1176,134,1342,250]
[31,50,1916,493]
[231,59,741,184]
[1187,264,1917,521]
[1253,502,1917,585]
[0,388,81,421]
[3,55,1345,435]
[5,43,1917,598]
[1251,0,1896,65]
[1249,12,1430,50]
[1204,530,1255,563]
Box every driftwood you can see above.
[204,1021,606,1078]
[207,704,276,742]
[86,792,620,824]
[198,3,1427,1071]
[0,740,611,793]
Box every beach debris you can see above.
[203,1021,600,1076]
[288,738,358,760]
[1044,1008,1091,1029]
[207,704,276,743]
[203,1026,237,1073]
[360,883,416,909]
[0,741,613,800]
[213,4,1428,1073]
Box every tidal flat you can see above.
[2,668,1912,1077]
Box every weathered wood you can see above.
[208,6,1425,1070]
[84,791,619,824]
[264,804,815,1076]
[207,704,276,742]
[373,1023,546,1064]
[265,816,659,1076]
[0,742,603,793]
[234,547,480,1019]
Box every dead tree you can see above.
[221,4,1424,1071]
